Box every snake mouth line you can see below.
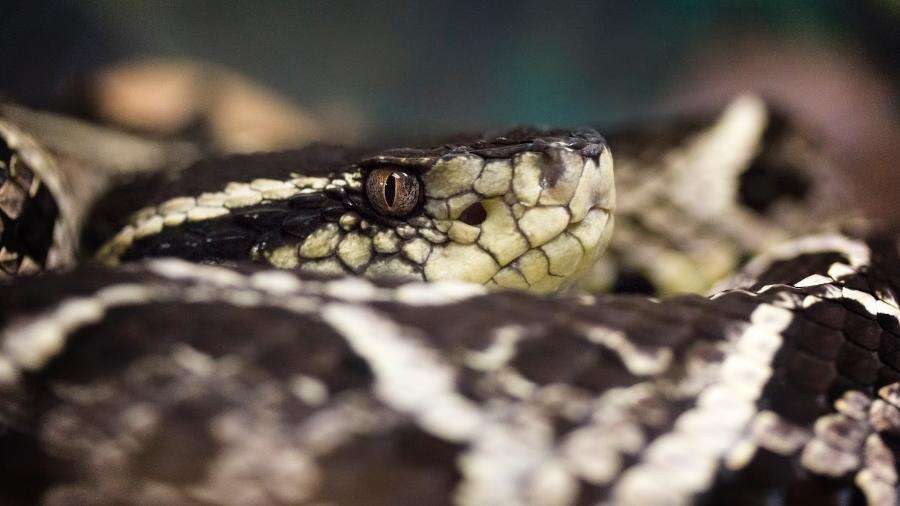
[501,203,613,266]
[485,204,614,292]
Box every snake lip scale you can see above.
[0,97,899,505]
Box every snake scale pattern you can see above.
[0,96,898,505]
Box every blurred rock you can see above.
[84,59,363,153]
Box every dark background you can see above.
[1,1,897,213]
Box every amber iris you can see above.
[365,168,420,217]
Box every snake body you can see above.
[0,97,898,505]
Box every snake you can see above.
[0,95,898,505]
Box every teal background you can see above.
[1,1,896,139]
[0,0,897,216]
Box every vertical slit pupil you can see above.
[385,173,397,207]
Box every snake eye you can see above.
[365,168,420,217]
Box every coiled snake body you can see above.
[0,96,898,505]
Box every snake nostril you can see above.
[458,202,487,226]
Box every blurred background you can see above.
[0,0,897,214]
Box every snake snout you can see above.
[418,141,615,292]
[481,146,615,292]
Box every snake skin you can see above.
[0,97,897,505]
[0,121,75,278]
[1,232,899,505]
[589,96,840,295]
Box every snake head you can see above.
[94,128,614,293]
[349,128,615,291]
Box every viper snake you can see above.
[0,96,898,505]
